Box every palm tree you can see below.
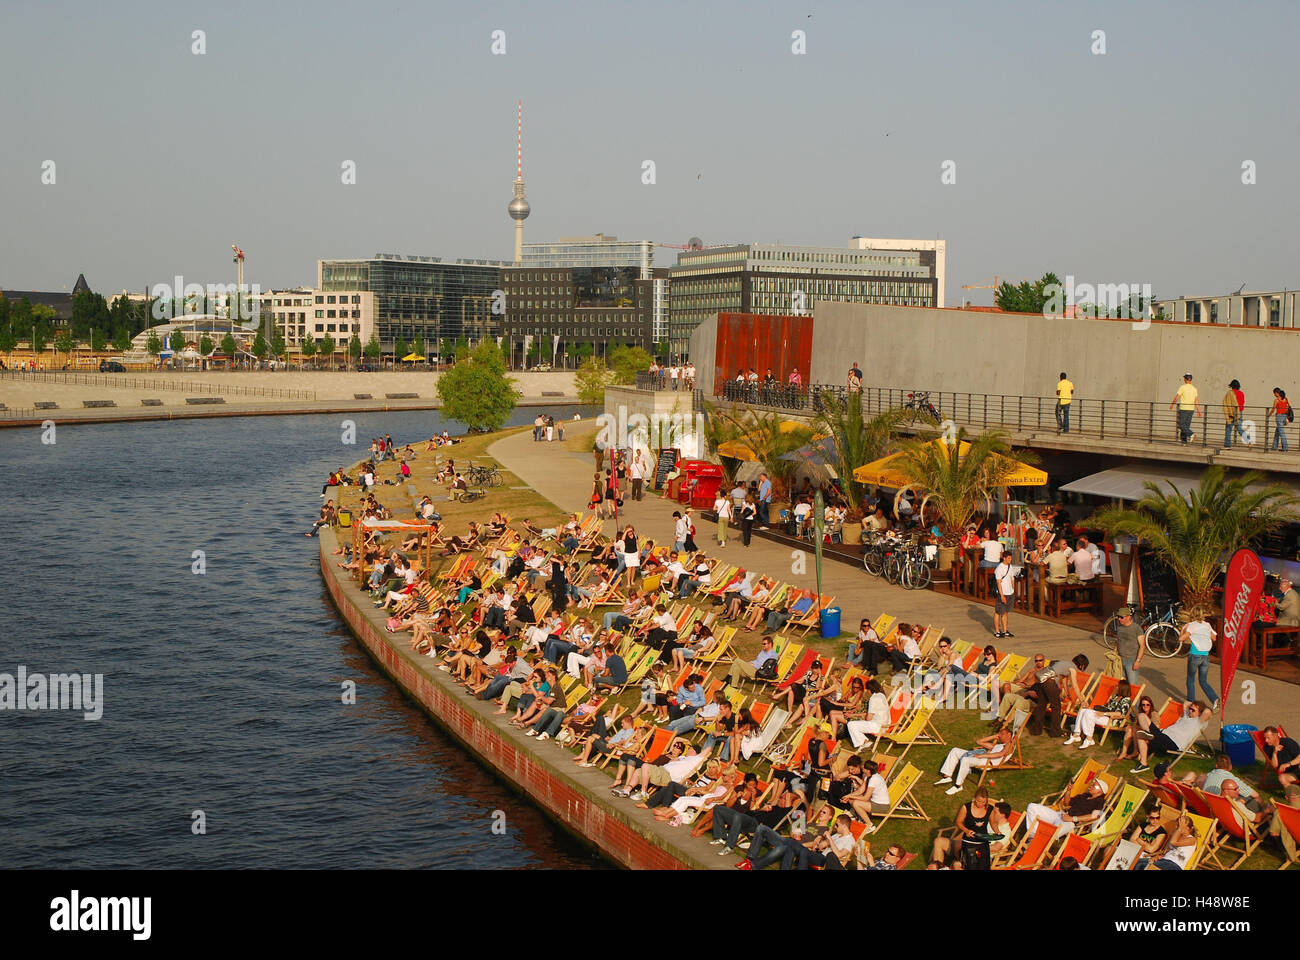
[701,400,745,485]
[813,392,911,519]
[892,427,1035,540]
[1091,466,1298,617]
[713,406,815,501]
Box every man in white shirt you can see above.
[793,498,813,538]
[672,511,689,553]
[629,451,645,501]
[1070,541,1095,581]
[1132,702,1213,773]
[993,551,1016,639]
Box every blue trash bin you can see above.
[1221,723,1258,768]
[820,606,841,639]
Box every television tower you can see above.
[507,100,530,264]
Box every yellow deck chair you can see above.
[878,697,945,761]
[874,761,930,828]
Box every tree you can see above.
[272,331,287,361]
[90,327,107,352]
[1092,466,1299,617]
[712,407,817,501]
[300,336,317,366]
[813,393,912,518]
[575,358,617,404]
[252,332,269,361]
[412,334,426,360]
[436,340,519,432]
[995,272,1063,314]
[54,329,76,358]
[394,337,408,361]
[364,333,381,360]
[146,330,162,358]
[655,339,670,361]
[700,401,745,485]
[320,333,336,369]
[0,324,16,357]
[169,329,187,360]
[220,332,237,361]
[112,327,132,353]
[348,334,362,367]
[891,427,1036,540]
[199,335,215,357]
[608,345,654,384]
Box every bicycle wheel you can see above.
[1097,614,1121,650]
[884,555,902,584]
[863,549,883,577]
[1145,622,1182,658]
[489,471,505,487]
[913,563,932,591]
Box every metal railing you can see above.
[634,371,700,393]
[0,369,316,400]
[696,379,1300,456]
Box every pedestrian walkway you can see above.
[490,418,1300,735]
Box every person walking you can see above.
[1271,387,1291,452]
[714,490,733,547]
[1180,611,1218,709]
[1113,606,1146,686]
[992,551,1016,639]
[1169,373,1200,444]
[1055,371,1074,434]
[1223,379,1246,448]
[740,494,756,547]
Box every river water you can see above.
[0,407,604,868]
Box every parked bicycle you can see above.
[1097,600,1184,658]
[465,461,505,487]
[862,534,933,589]
[904,390,941,423]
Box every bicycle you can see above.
[452,487,485,503]
[465,462,504,487]
[904,390,941,422]
[1097,601,1183,658]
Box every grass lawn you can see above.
[325,424,1288,869]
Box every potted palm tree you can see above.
[712,406,815,508]
[892,427,1037,569]
[813,391,911,545]
[1090,466,1298,617]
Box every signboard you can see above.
[654,448,679,491]
[1220,547,1266,720]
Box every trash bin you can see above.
[1221,723,1258,768]
[820,606,841,639]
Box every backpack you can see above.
[1288,406,1294,424]
[756,659,778,680]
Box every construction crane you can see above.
[961,275,1000,296]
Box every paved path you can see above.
[491,418,1300,737]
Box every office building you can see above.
[1153,289,1300,329]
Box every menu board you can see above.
[654,448,679,490]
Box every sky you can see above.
[2,0,1297,304]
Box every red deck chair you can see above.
[775,649,821,692]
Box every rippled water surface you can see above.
[0,407,603,868]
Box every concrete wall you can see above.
[603,385,703,458]
[792,302,1300,405]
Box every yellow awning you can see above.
[853,439,1047,488]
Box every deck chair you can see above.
[774,648,821,692]
[878,697,945,762]
[1273,802,1300,869]
[1050,832,1096,868]
[1198,789,1263,870]
[1065,674,1120,726]
[788,595,834,637]
[695,626,737,667]
[742,706,789,762]
[1000,821,1060,870]
[1083,782,1148,847]
[975,708,1032,787]
[873,761,930,828]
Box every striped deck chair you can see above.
[1050,832,1096,869]
[877,697,944,761]
[874,761,930,827]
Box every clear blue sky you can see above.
[2,0,1297,303]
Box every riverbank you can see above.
[315,424,723,869]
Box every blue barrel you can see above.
[819,606,841,639]
[1221,724,1258,767]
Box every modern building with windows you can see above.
[317,255,507,351]
[501,264,666,368]
[523,234,655,276]
[1153,289,1299,329]
[666,241,940,358]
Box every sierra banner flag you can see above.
[1220,547,1266,720]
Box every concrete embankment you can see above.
[317,527,721,870]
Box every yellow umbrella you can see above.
[716,421,825,462]
[401,353,425,362]
[853,439,1047,488]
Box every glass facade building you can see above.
[667,242,938,357]
[522,234,653,277]
[318,255,507,348]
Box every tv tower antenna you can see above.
[507,100,530,264]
